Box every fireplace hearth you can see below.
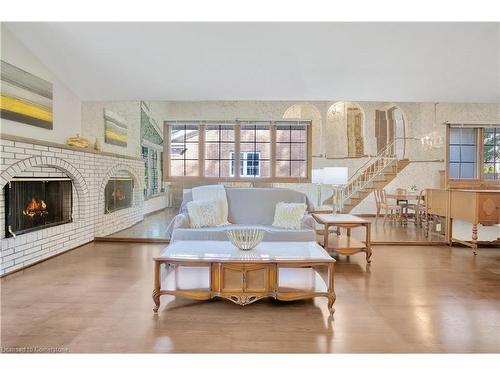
[4,178,73,238]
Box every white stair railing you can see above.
[324,139,405,210]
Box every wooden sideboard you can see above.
[425,188,500,254]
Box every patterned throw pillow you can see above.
[272,202,307,229]
[187,200,218,228]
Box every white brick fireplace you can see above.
[0,136,145,276]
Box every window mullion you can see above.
[478,128,484,180]
[163,123,171,180]
[270,122,276,179]
[199,123,206,178]
[235,122,241,179]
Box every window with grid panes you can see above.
[170,123,199,177]
[276,122,308,178]
[151,149,158,194]
[448,128,477,179]
[483,127,500,180]
[165,120,310,181]
[141,146,149,195]
[205,124,235,178]
[239,122,270,178]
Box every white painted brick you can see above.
[1,139,15,147]
[15,142,34,149]
[1,140,147,272]
[3,146,17,153]
[1,260,14,269]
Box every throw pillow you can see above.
[272,202,307,229]
[187,200,218,228]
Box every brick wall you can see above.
[0,138,145,276]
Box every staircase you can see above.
[323,140,411,213]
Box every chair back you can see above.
[374,189,382,206]
[380,189,388,204]
[416,189,426,209]
[396,188,407,195]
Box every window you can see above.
[230,152,261,177]
[276,122,307,178]
[483,128,500,180]
[205,124,235,178]
[170,123,199,177]
[141,146,149,195]
[448,128,477,179]
[151,149,158,195]
[164,120,311,182]
[142,144,163,197]
[240,122,270,178]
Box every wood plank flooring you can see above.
[2,241,500,353]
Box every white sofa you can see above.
[167,187,316,242]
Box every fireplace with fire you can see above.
[4,178,73,238]
[105,178,133,214]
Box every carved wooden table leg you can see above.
[323,223,329,251]
[152,260,161,313]
[365,222,372,263]
[424,213,430,238]
[472,224,478,255]
[327,263,336,315]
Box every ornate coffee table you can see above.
[152,240,336,314]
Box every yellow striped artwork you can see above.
[1,60,53,129]
[0,95,53,122]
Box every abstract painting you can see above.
[0,60,53,129]
[104,109,128,147]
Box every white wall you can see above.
[0,26,82,145]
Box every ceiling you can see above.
[4,22,500,102]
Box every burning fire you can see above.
[112,189,126,201]
[23,197,48,217]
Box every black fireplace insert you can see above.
[4,178,73,238]
[105,178,134,214]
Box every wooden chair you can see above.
[377,189,402,224]
[414,190,427,227]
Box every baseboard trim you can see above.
[371,241,447,246]
[94,236,170,244]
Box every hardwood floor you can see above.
[2,241,500,353]
[105,208,178,239]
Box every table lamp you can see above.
[311,168,324,209]
[323,167,348,213]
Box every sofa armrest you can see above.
[166,213,190,238]
[301,214,317,231]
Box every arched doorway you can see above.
[283,103,322,156]
[327,102,365,158]
[376,105,406,158]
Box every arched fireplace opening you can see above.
[4,177,73,238]
[104,171,134,214]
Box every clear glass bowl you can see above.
[226,228,265,251]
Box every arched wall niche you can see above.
[326,101,365,158]
[283,103,323,157]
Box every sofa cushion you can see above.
[272,202,307,229]
[226,188,310,224]
[186,200,218,228]
[171,224,316,242]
